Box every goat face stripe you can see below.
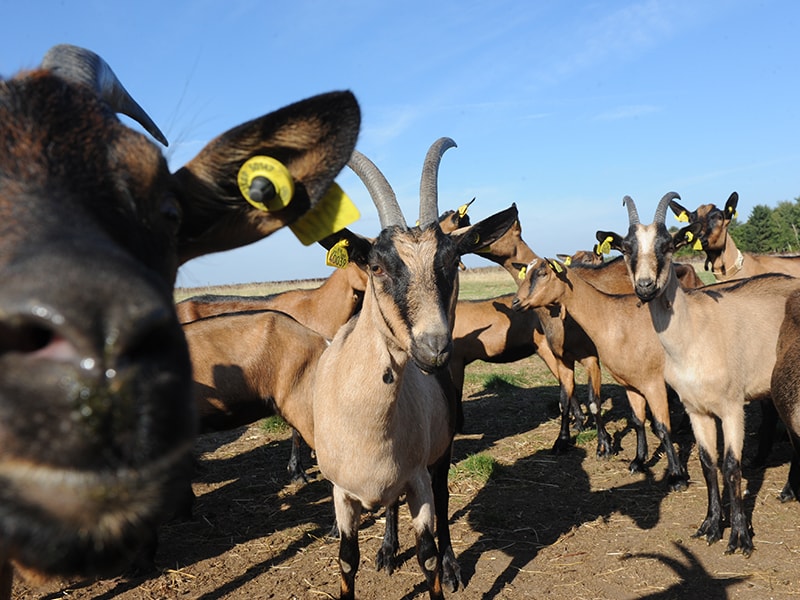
[368,226,457,371]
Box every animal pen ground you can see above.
[14,270,800,600]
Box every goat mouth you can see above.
[0,441,193,577]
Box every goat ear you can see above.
[318,228,372,267]
[452,204,518,256]
[175,91,360,264]
[595,231,623,254]
[725,192,739,220]
[511,262,529,281]
[555,253,571,265]
[668,198,691,222]
[673,222,703,251]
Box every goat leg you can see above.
[552,383,575,455]
[779,431,800,502]
[375,500,400,574]
[286,428,310,484]
[692,445,724,545]
[333,487,362,600]
[651,419,688,491]
[431,448,462,593]
[750,400,781,469]
[722,449,754,556]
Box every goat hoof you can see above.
[551,438,572,455]
[667,475,689,492]
[375,545,399,575]
[628,459,645,474]
[779,482,797,503]
[441,552,462,593]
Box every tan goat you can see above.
[599,191,800,556]
[670,191,798,465]
[312,142,517,599]
[512,258,688,489]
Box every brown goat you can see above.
[468,219,612,456]
[600,192,800,556]
[669,191,800,280]
[0,45,359,596]
[770,290,800,502]
[512,258,688,489]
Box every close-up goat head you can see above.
[0,44,359,588]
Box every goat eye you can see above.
[370,264,384,276]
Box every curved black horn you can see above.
[42,44,169,146]
[654,192,681,225]
[622,195,640,226]
[347,150,406,230]
[419,137,457,228]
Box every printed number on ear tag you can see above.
[325,238,350,269]
[237,156,294,212]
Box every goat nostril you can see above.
[0,320,56,355]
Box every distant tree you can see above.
[731,204,780,252]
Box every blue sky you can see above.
[3,1,798,286]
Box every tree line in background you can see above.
[671,195,800,256]
[730,196,800,253]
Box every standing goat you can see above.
[466,218,612,455]
[598,192,800,556]
[0,45,360,597]
[311,141,517,599]
[511,258,688,489]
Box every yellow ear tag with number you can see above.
[598,236,613,255]
[517,265,527,280]
[676,210,689,223]
[325,238,350,269]
[289,183,361,246]
[237,156,294,212]
[549,260,563,273]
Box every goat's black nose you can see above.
[413,333,452,372]
[511,297,522,311]
[634,278,659,302]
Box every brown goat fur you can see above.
[0,45,359,595]
[513,258,687,489]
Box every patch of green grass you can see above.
[260,415,290,434]
[575,429,598,446]
[482,372,528,391]
[450,452,498,483]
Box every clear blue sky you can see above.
[3,1,798,286]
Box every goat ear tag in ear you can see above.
[676,210,689,223]
[597,236,613,255]
[457,200,473,218]
[237,156,294,212]
[325,238,350,269]
[289,183,360,246]
[548,260,563,273]
[517,265,527,280]
[563,256,572,266]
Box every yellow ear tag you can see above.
[549,260,563,273]
[685,231,703,251]
[563,256,572,266]
[289,183,361,246]
[598,236,613,255]
[676,210,689,223]
[325,238,350,269]
[458,203,470,218]
[237,156,294,212]
[693,239,703,251]
[517,265,527,280]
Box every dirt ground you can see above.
[12,357,800,600]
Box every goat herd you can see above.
[0,45,798,600]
